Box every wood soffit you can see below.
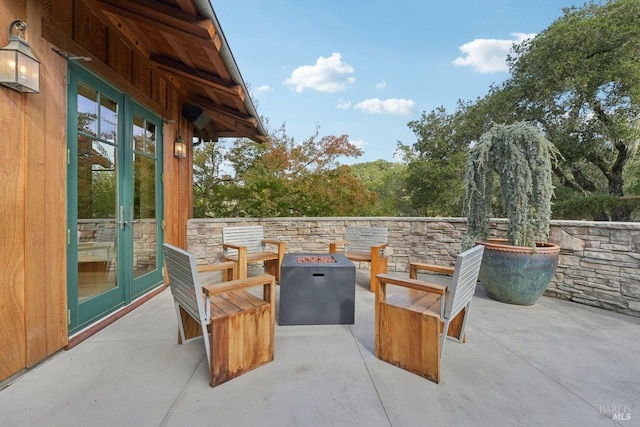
[87,0,265,142]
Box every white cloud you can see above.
[353,98,415,115]
[452,32,535,73]
[255,84,272,92]
[284,52,355,93]
[376,80,386,90]
[349,139,366,150]
[336,98,352,110]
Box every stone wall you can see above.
[187,217,640,317]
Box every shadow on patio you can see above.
[0,269,638,426]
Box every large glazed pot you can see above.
[478,240,560,306]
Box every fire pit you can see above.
[279,253,355,325]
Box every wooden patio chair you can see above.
[163,243,275,387]
[329,226,388,292]
[374,245,484,383]
[222,226,286,281]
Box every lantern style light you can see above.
[174,131,187,159]
[0,20,40,93]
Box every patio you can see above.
[0,268,638,426]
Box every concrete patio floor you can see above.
[1,269,638,427]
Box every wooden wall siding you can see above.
[41,37,68,359]
[24,3,48,367]
[0,0,68,380]
[2,0,199,382]
[0,0,28,380]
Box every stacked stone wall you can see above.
[187,217,640,317]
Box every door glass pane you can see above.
[133,116,157,278]
[77,130,118,299]
[77,84,98,136]
[100,95,118,143]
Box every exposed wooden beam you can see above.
[195,125,219,143]
[195,96,257,127]
[202,87,223,105]
[97,11,153,59]
[161,32,196,69]
[96,0,217,42]
[201,46,230,80]
[175,0,199,15]
[150,55,244,99]
[42,21,173,119]
[198,106,263,142]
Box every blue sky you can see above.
[212,0,575,164]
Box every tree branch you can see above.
[570,166,597,192]
[552,166,580,191]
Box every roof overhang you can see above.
[88,0,267,142]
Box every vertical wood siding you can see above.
[1,0,194,381]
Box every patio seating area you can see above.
[0,268,638,426]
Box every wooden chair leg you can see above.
[447,307,467,342]
[265,259,279,282]
[237,247,248,279]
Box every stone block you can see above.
[621,283,640,298]
[550,228,585,251]
[633,234,640,253]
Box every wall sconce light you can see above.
[174,130,187,159]
[0,20,40,93]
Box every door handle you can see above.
[119,205,128,230]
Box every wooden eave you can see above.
[86,0,266,142]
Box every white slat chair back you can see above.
[345,226,388,253]
[439,244,484,355]
[222,226,266,257]
[162,243,212,367]
[444,245,485,319]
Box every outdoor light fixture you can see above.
[174,130,187,159]
[0,20,40,93]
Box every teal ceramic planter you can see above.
[478,240,560,306]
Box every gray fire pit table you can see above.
[279,253,356,325]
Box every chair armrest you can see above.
[411,263,454,275]
[262,239,286,254]
[197,261,237,273]
[223,243,246,251]
[376,273,446,295]
[202,274,275,297]
[262,238,283,245]
[409,262,455,278]
[329,240,349,253]
[198,261,237,281]
[370,243,388,259]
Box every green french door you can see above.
[67,63,164,333]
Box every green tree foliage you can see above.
[193,124,377,217]
[505,0,640,220]
[405,0,640,221]
[401,103,485,216]
[349,160,419,216]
